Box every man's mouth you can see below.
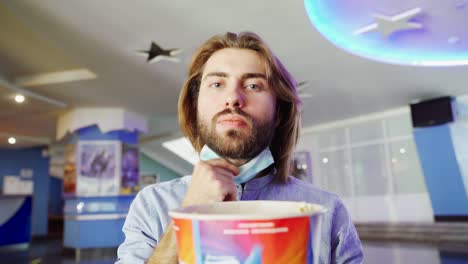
[217,115,249,129]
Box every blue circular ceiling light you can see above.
[304,0,468,66]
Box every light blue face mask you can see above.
[199,145,275,185]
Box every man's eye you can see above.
[210,82,222,88]
[246,84,261,90]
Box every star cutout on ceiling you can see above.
[137,42,183,63]
[354,7,423,38]
[297,80,314,99]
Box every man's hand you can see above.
[148,159,239,264]
[182,159,239,206]
[147,223,178,264]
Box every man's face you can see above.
[197,48,276,159]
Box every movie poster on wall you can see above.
[120,144,140,194]
[63,144,77,196]
[77,141,121,196]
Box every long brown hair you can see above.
[178,32,302,183]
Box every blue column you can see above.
[414,124,468,220]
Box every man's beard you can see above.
[197,108,275,160]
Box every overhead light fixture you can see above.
[0,77,67,108]
[8,137,16,144]
[399,148,406,154]
[14,69,97,87]
[322,157,329,164]
[15,94,25,103]
[304,0,468,66]
[0,132,50,146]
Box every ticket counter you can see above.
[0,195,32,249]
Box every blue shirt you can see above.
[116,174,363,263]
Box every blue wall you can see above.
[0,147,49,235]
[49,177,63,217]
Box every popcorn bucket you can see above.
[169,201,326,264]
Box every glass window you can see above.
[386,113,412,138]
[319,150,352,197]
[351,144,389,196]
[389,139,427,194]
[318,128,346,149]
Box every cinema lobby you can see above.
[1,1,468,263]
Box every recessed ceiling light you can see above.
[322,157,329,164]
[15,94,25,103]
[8,137,16,144]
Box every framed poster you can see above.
[77,141,121,196]
[120,144,140,194]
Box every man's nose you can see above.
[224,85,245,108]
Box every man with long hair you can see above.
[117,32,363,263]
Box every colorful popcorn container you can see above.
[169,201,326,264]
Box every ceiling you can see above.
[0,0,467,154]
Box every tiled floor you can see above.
[0,237,116,264]
[364,241,468,264]
[1,238,467,263]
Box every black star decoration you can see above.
[138,42,183,63]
